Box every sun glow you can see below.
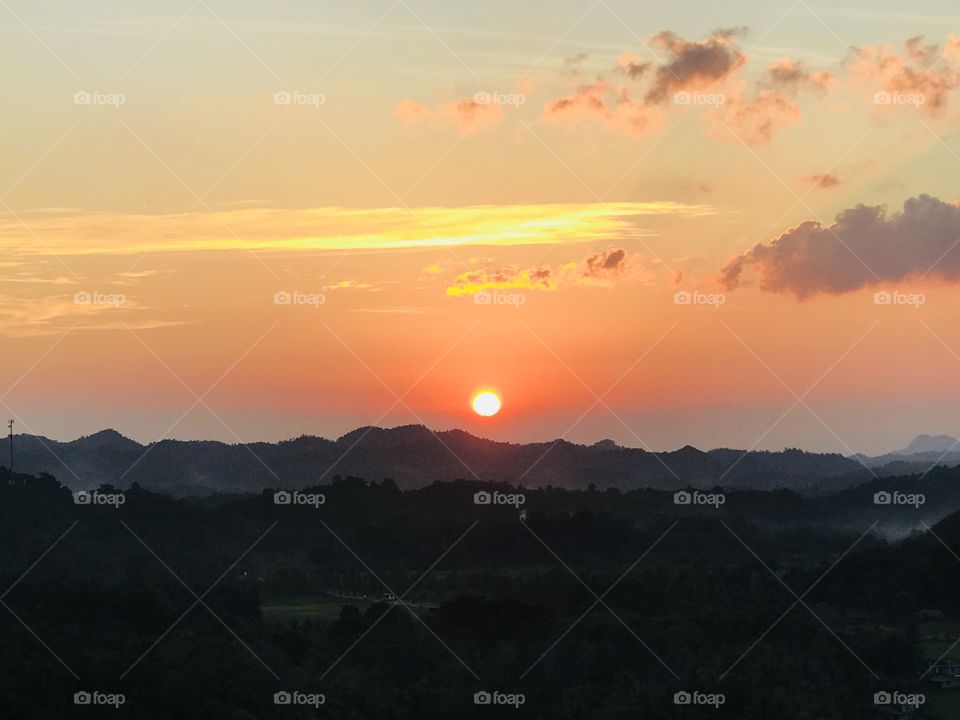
[471,390,502,417]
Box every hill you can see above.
[2,425,895,496]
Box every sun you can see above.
[471,390,502,417]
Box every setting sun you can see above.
[471,391,502,417]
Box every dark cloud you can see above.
[616,52,651,80]
[801,173,842,189]
[585,247,628,275]
[644,29,747,104]
[763,59,835,94]
[905,34,941,65]
[446,247,645,295]
[720,194,960,298]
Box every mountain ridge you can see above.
[7,425,953,497]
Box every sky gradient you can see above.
[3,0,960,453]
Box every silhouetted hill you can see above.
[901,433,958,454]
[1,425,910,497]
[853,433,960,471]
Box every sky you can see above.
[3,0,960,454]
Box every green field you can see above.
[261,599,351,623]
[925,691,960,719]
[920,621,960,661]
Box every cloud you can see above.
[644,28,747,104]
[853,36,960,115]
[720,194,960,298]
[446,264,560,295]
[395,96,503,135]
[708,85,801,145]
[321,280,384,292]
[542,79,664,137]
[543,29,828,144]
[543,29,749,139]
[709,56,837,145]
[905,34,941,64]
[585,247,627,274]
[445,246,651,295]
[801,173,842,189]
[616,52,650,80]
[0,202,713,255]
[763,59,835,95]
[0,292,170,338]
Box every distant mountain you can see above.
[3,425,894,497]
[852,434,960,471]
[898,434,959,455]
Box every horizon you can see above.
[9,422,958,458]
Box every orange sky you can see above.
[3,3,960,453]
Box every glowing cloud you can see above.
[0,202,714,256]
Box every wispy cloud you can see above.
[0,202,713,256]
[445,246,659,296]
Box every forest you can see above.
[1,467,958,718]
